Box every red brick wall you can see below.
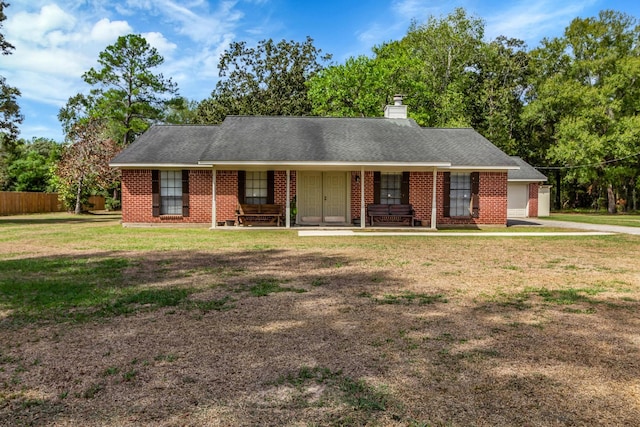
[350,171,398,223]
[189,170,213,223]
[409,172,433,224]
[215,170,237,223]
[528,183,540,217]
[121,169,212,224]
[358,171,506,226]
[478,172,508,225]
[215,170,298,223]
[350,171,361,221]
[274,170,297,207]
[436,171,507,225]
[122,168,508,226]
[121,169,152,223]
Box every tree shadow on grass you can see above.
[0,249,372,325]
[1,248,639,426]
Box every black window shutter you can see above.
[182,170,190,217]
[152,170,160,217]
[237,170,246,204]
[401,171,410,204]
[373,172,381,204]
[471,172,480,218]
[443,172,451,217]
[267,170,275,204]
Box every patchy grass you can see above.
[0,213,640,426]
[363,291,447,305]
[248,278,307,296]
[270,365,389,422]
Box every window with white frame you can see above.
[245,171,268,204]
[450,173,471,216]
[160,170,182,215]
[380,172,402,205]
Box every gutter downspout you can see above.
[431,168,437,230]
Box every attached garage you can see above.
[508,182,530,218]
[507,157,547,218]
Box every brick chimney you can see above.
[384,94,407,119]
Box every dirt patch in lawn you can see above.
[1,228,640,426]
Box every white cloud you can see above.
[484,0,598,45]
[159,0,244,45]
[90,18,133,42]
[2,5,134,106]
[143,31,178,58]
[5,4,76,47]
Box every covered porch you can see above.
[207,165,443,230]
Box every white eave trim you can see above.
[197,161,451,168]
[508,178,548,182]
[109,163,210,169]
[447,165,520,171]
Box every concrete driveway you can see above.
[509,218,640,235]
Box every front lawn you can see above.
[1,213,639,425]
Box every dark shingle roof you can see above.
[110,125,216,166]
[508,156,547,181]
[199,116,452,164]
[110,116,518,169]
[417,127,518,168]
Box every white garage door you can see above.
[508,183,529,218]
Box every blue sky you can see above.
[2,0,639,142]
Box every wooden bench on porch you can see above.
[236,203,284,226]
[367,203,415,226]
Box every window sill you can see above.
[160,215,183,220]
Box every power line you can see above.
[535,151,640,170]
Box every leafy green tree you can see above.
[307,55,389,117]
[470,36,530,156]
[163,97,199,124]
[0,1,12,54]
[525,10,640,212]
[6,138,60,192]
[52,119,121,214]
[1,1,23,175]
[399,8,485,127]
[195,37,331,124]
[308,7,528,144]
[59,34,178,145]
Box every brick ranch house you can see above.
[110,99,545,229]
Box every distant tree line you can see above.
[1,4,638,212]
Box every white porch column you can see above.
[211,167,217,228]
[286,169,291,228]
[360,167,365,228]
[431,168,438,230]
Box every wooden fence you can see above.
[0,192,105,216]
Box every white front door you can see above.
[297,171,348,224]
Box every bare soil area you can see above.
[1,218,639,426]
